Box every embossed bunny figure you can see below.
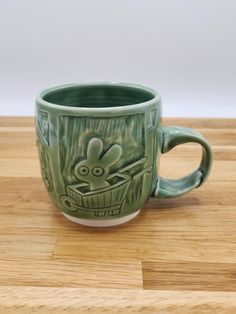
[75,138,122,190]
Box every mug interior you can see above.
[42,84,155,108]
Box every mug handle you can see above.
[152,126,213,199]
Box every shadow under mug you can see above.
[36,82,213,227]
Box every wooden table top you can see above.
[0,117,235,313]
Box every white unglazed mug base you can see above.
[62,210,140,227]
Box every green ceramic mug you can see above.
[36,82,212,227]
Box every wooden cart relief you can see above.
[60,137,148,217]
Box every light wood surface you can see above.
[0,117,235,313]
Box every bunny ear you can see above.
[101,144,122,167]
[87,138,103,161]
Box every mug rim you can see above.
[36,82,161,113]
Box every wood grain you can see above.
[0,259,142,289]
[142,261,236,291]
[0,235,56,258]
[0,287,236,314]
[52,204,236,263]
[0,117,235,313]
[163,117,236,129]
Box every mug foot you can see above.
[62,210,140,227]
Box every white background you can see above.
[0,0,235,117]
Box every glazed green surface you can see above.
[36,83,212,220]
[152,126,212,198]
[42,84,154,107]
